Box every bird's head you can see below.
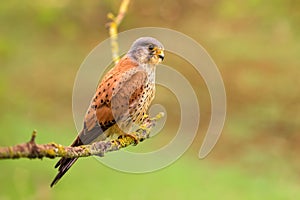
[128,37,164,65]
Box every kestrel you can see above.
[50,37,164,187]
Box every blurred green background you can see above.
[0,0,299,199]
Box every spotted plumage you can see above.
[50,37,164,187]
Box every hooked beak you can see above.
[156,48,164,61]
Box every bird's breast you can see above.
[132,81,155,121]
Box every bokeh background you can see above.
[1,0,299,199]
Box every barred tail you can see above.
[50,136,82,187]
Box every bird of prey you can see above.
[50,37,164,187]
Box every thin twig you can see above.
[107,0,131,64]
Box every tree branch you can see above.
[0,113,164,160]
[106,0,131,64]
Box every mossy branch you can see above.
[106,0,131,64]
[0,113,164,160]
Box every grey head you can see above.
[127,37,164,65]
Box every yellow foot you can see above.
[150,112,165,121]
[118,134,139,146]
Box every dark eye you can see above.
[148,44,155,50]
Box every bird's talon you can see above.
[118,134,139,146]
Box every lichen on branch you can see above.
[0,113,164,160]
